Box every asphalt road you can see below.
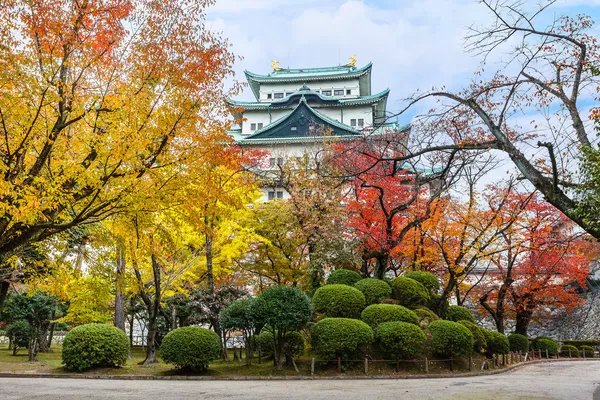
[1,361,599,400]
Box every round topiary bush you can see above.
[483,330,509,355]
[253,331,275,355]
[403,271,440,293]
[62,324,129,371]
[560,344,579,358]
[353,278,392,305]
[361,304,419,328]
[326,269,362,286]
[6,320,32,354]
[311,318,374,359]
[579,345,595,358]
[508,333,529,353]
[312,284,366,318]
[533,337,558,356]
[428,320,474,358]
[445,305,475,323]
[457,320,487,354]
[390,277,430,309]
[376,321,426,360]
[414,307,440,328]
[160,326,221,371]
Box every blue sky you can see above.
[206,0,600,125]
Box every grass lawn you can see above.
[0,343,503,377]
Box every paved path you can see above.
[1,361,599,400]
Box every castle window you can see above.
[350,119,357,127]
[251,123,257,131]
[321,90,332,96]
[274,93,284,99]
[257,123,263,129]
[358,119,364,128]
[268,191,275,200]
[291,126,297,131]
[346,89,351,95]
[277,191,284,199]
[334,89,344,96]
[267,93,272,99]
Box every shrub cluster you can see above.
[428,320,474,358]
[353,278,392,305]
[483,330,509,355]
[560,344,579,358]
[282,331,305,359]
[532,337,558,356]
[6,320,31,353]
[62,324,129,371]
[312,284,365,318]
[403,271,440,293]
[376,321,426,360]
[326,269,362,286]
[414,307,440,328]
[508,334,529,353]
[361,304,419,328]
[253,331,275,355]
[579,345,596,357]
[390,277,430,309]
[457,320,487,354]
[445,305,474,323]
[160,326,221,371]
[311,318,373,359]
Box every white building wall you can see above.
[258,78,360,102]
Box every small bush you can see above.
[414,307,440,328]
[428,293,449,317]
[403,271,440,293]
[282,331,305,358]
[361,304,419,328]
[483,330,509,355]
[62,324,129,371]
[326,269,362,286]
[6,320,31,353]
[376,321,426,360]
[533,337,558,356]
[428,320,474,358]
[390,277,430,309]
[311,318,374,359]
[457,320,487,354]
[560,344,579,358]
[160,327,221,371]
[353,278,392,305]
[312,284,366,319]
[445,305,475,323]
[508,334,529,353]
[253,331,275,355]
[579,345,596,358]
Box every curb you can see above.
[0,358,597,381]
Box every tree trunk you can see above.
[47,322,56,350]
[114,239,127,332]
[514,309,532,336]
[143,309,158,364]
[374,253,389,280]
[133,254,161,365]
[28,328,39,362]
[205,218,215,293]
[245,335,253,366]
[38,319,51,353]
[0,280,9,314]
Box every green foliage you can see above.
[560,344,579,357]
[445,305,474,323]
[428,320,474,358]
[253,331,275,355]
[579,345,596,357]
[6,320,32,353]
[508,334,529,353]
[403,271,440,293]
[414,307,440,328]
[390,277,430,309]
[533,337,558,356]
[376,321,426,360]
[282,331,305,358]
[62,324,129,371]
[160,327,221,371]
[483,330,509,355]
[311,318,374,359]
[361,304,419,328]
[220,298,256,334]
[252,286,312,333]
[457,320,487,354]
[563,339,600,348]
[326,269,362,286]
[353,278,392,305]
[312,284,365,318]
[576,146,600,231]
[428,293,449,317]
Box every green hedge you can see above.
[312,284,365,318]
[428,320,474,358]
[403,271,440,292]
[361,304,419,328]
[483,330,509,355]
[508,333,529,353]
[311,318,374,359]
[62,324,129,371]
[414,307,440,328]
[562,340,600,348]
[445,305,474,323]
[160,327,221,371]
[579,345,596,357]
[457,320,487,354]
[327,269,362,286]
[390,277,430,309]
[533,337,558,356]
[560,344,579,358]
[353,278,392,305]
[376,321,426,360]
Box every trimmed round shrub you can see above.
[560,344,579,358]
[483,330,509,355]
[414,307,440,328]
[160,327,221,371]
[282,331,305,358]
[428,293,449,318]
[533,337,558,356]
[428,320,474,358]
[353,278,392,305]
[508,334,529,353]
[327,269,362,286]
[390,277,430,309]
[6,320,32,352]
[253,331,275,355]
[312,284,366,318]
[403,271,440,293]
[376,321,426,359]
[457,320,487,354]
[445,305,475,323]
[580,345,596,358]
[311,318,374,359]
[62,324,129,371]
[361,304,419,328]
